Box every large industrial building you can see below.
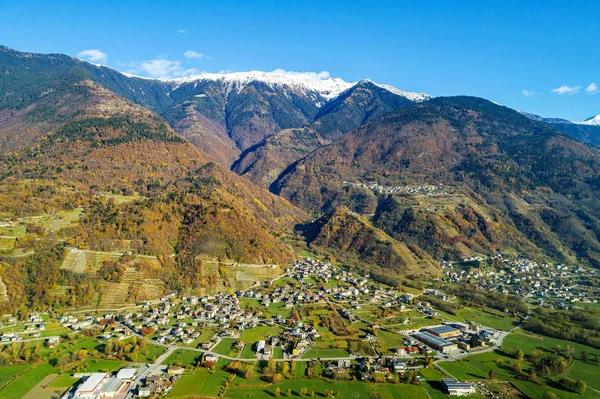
[425,325,461,338]
[442,379,476,396]
[413,331,458,352]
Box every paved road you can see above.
[125,347,174,399]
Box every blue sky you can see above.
[1,0,598,121]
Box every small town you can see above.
[441,254,600,308]
[0,257,533,398]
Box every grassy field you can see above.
[47,374,79,388]
[239,325,283,342]
[294,361,307,378]
[224,380,429,399]
[213,338,240,357]
[169,368,230,398]
[0,362,56,399]
[502,330,600,357]
[162,350,202,368]
[303,348,349,358]
[438,351,515,381]
[0,365,29,388]
[137,343,166,363]
[376,330,406,354]
[240,343,256,359]
[438,331,600,399]
[419,367,454,399]
[437,306,519,331]
[74,359,125,373]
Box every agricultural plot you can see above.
[375,330,407,354]
[437,306,519,331]
[169,368,230,398]
[0,362,56,399]
[213,338,240,357]
[303,348,350,358]
[419,367,455,399]
[162,350,202,368]
[0,365,29,389]
[224,380,428,399]
[239,325,283,342]
[47,374,79,388]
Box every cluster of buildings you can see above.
[441,254,598,307]
[342,181,447,196]
[67,367,136,399]
[410,324,498,353]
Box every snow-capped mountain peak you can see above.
[358,79,433,102]
[576,114,600,126]
[171,70,355,100]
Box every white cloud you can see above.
[522,89,535,97]
[184,50,210,60]
[177,29,186,33]
[218,69,234,74]
[130,58,200,80]
[586,82,598,94]
[552,85,582,95]
[270,68,332,80]
[77,49,107,64]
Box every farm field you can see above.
[239,325,283,342]
[168,368,230,398]
[0,362,56,399]
[303,348,349,358]
[213,338,240,357]
[376,330,406,354]
[223,380,429,399]
[418,367,453,399]
[437,331,600,399]
[47,373,79,388]
[162,350,202,368]
[437,306,519,331]
[0,365,29,389]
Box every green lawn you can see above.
[294,361,307,378]
[376,330,406,354]
[437,306,518,331]
[240,343,256,359]
[303,348,349,359]
[438,351,517,382]
[502,331,600,357]
[0,362,56,399]
[162,350,202,368]
[137,344,166,363]
[73,359,125,373]
[239,325,283,342]
[47,374,79,388]
[224,380,428,399]
[213,338,240,357]
[169,368,231,398]
[419,367,452,399]
[0,365,29,388]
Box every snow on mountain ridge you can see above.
[359,79,433,102]
[576,114,600,126]
[172,70,355,100]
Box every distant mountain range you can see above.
[1,44,600,286]
[520,111,600,146]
